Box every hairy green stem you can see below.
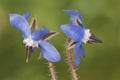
[48,61,57,80]
[66,38,78,80]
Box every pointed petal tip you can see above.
[50,58,61,62]
[23,12,30,19]
[74,55,80,66]
[41,26,48,30]
[54,57,61,62]
[60,25,63,30]
[46,53,61,62]
[46,55,61,62]
[64,10,72,15]
[74,60,80,66]
[75,63,80,66]
[25,12,30,15]
[41,26,50,33]
[60,25,66,31]
[64,10,78,15]
[9,14,16,19]
[9,14,12,21]
[64,10,73,13]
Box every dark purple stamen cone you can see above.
[88,34,102,43]
[25,46,34,63]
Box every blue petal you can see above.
[40,26,50,35]
[64,10,84,27]
[74,49,80,66]
[74,42,85,66]
[79,45,85,57]
[75,42,85,57]
[23,12,30,19]
[39,41,61,62]
[39,26,50,39]
[31,26,50,41]
[74,43,81,66]
[60,24,84,42]
[9,14,30,38]
[31,30,41,41]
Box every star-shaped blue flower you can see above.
[9,12,61,63]
[60,10,102,66]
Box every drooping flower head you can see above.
[9,12,61,63]
[60,10,102,66]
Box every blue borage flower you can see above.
[9,12,61,63]
[60,10,102,66]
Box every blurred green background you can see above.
[0,0,120,80]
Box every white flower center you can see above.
[82,29,91,44]
[23,37,39,48]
